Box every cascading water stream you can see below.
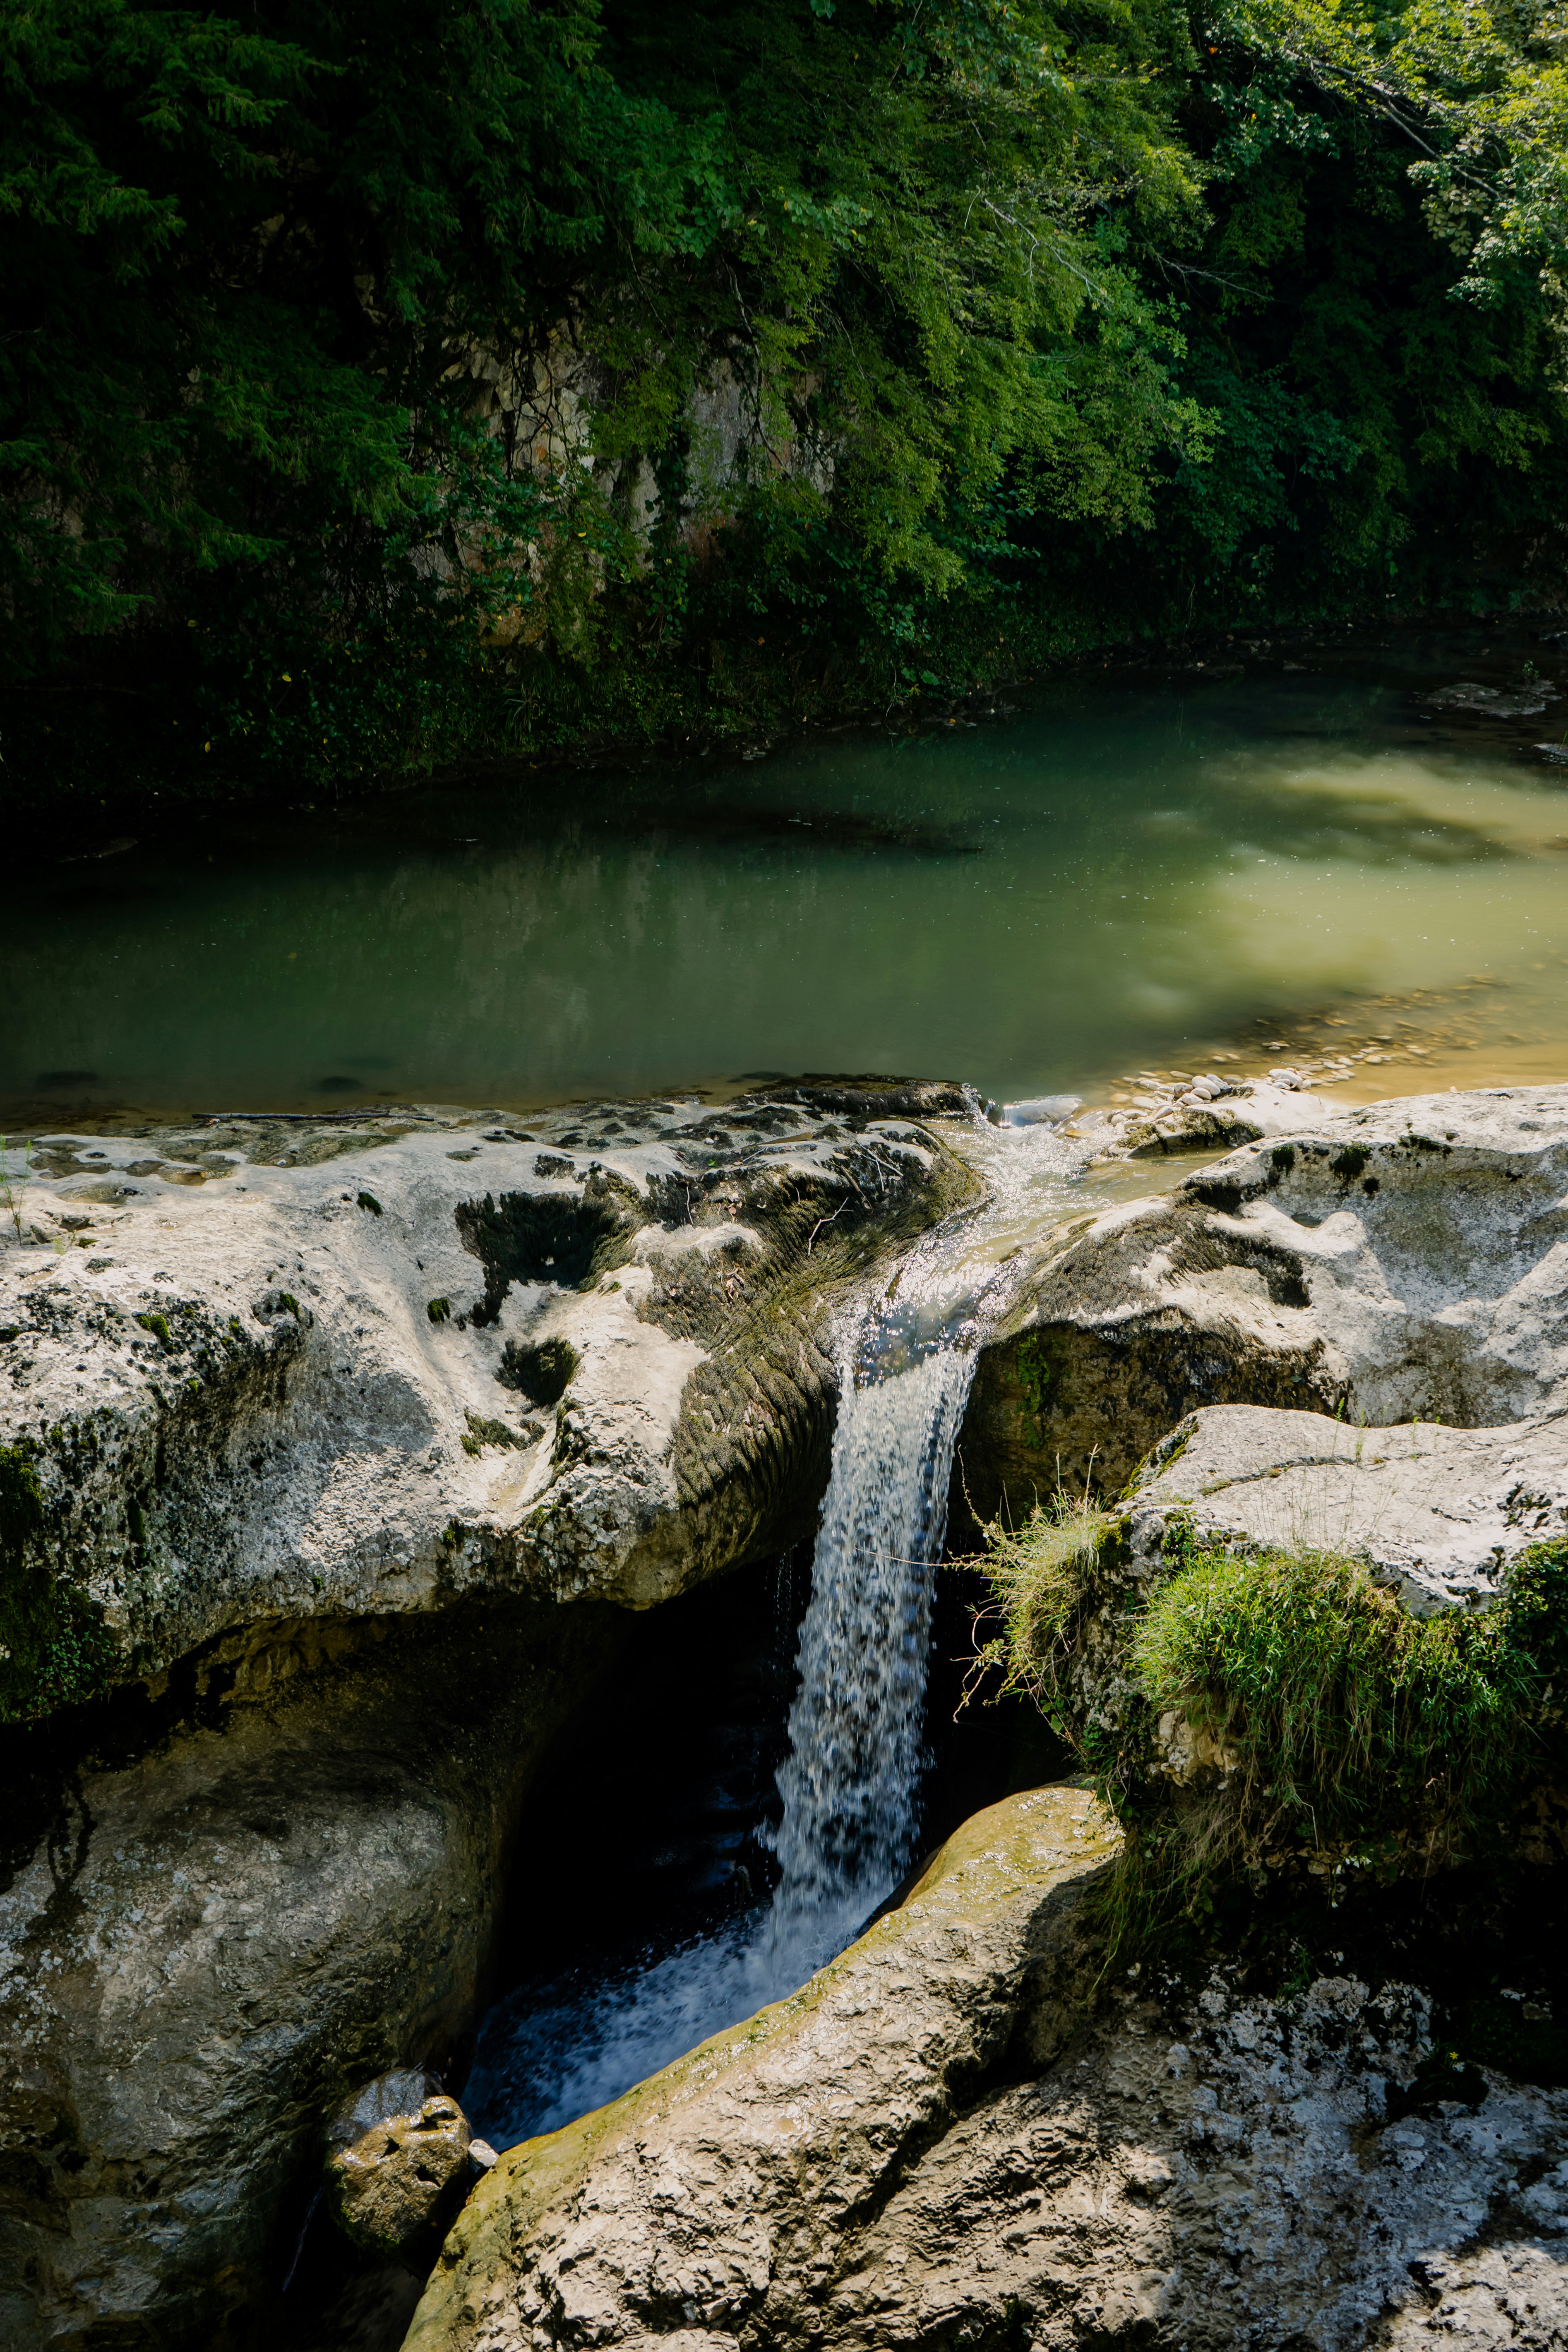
[761,1342,975,1980]
[465,1113,1103,2148]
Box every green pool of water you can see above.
[10,650,1568,1124]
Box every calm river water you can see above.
[11,633,1568,1124]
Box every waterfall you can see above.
[763,1342,976,1977]
[466,1118,1089,2147]
[465,1324,978,2144]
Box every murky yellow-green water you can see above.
[10,642,1568,1124]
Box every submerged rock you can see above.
[403,1786,1568,2352]
[0,1083,975,1723]
[325,2072,472,2259]
[958,1084,1568,1514]
[1424,679,1558,718]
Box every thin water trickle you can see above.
[465,1117,1106,2150]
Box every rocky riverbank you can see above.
[0,1081,974,2346]
[6,1076,1568,2350]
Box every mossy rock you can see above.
[0,1442,117,1722]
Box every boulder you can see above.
[957,1084,1568,1518]
[325,2071,473,2259]
[403,1784,1119,2352]
[1128,1401,1568,1616]
[403,1786,1568,2352]
[0,1083,976,1723]
[0,1595,615,2350]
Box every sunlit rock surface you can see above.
[960,1085,1568,1511]
[404,1784,1568,2352]
[1130,1401,1568,1616]
[0,1082,975,1721]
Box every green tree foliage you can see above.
[2,0,1566,804]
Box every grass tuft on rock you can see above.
[970,1507,1568,1943]
[965,1486,1125,1736]
[1131,1542,1562,1879]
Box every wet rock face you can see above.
[404,1787,1568,2352]
[958,1085,1568,1516]
[0,1082,975,1722]
[325,2072,473,2258]
[0,1597,613,2352]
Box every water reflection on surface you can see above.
[10,648,1568,1125]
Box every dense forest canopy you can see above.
[3,0,1567,803]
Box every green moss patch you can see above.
[1131,1543,1560,1867]
[496,1336,579,1407]
[0,1442,118,1721]
[973,1511,1568,1943]
[461,1412,533,1455]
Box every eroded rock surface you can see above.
[0,1598,612,2351]
[0,1083,974,1720]
[959,1084,1568,1514]
[1129,1402,1568,1615]
[403,1786,1568,2352]
[1064,1070,1335,1159]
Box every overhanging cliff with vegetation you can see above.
[5,0,1567,810]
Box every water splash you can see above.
[466,1116,1105,2147]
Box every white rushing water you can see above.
[762,1343,975,1978]
[468,1114,1109,2146]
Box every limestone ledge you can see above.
[404,1784,1568,2352]
[958,1083,1568,1512]
[0,1083,977,1718]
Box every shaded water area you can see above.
[11,622,1568,1130]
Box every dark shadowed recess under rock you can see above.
[0,1595,623,2352]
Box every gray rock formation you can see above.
[1129,1401,1568,1615]
[0,1597,613,2349]
[958,1084,1568,1514]
[1064,1070,1335,1159]
[402,1786,1568,2352]
[0,1084,975,1721]
[326,2072,473,2258]
[0,1081,979,2350]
